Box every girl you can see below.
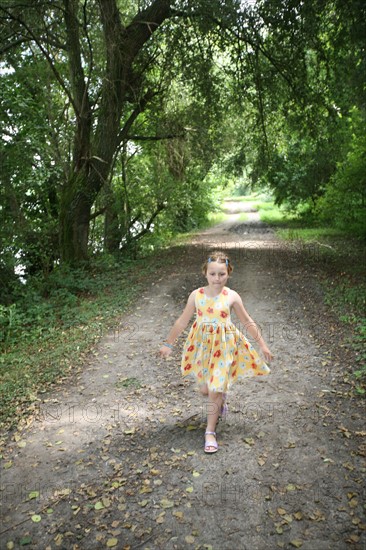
[160,251,273,454]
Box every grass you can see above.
[255,201,297,225]
[205,210,228,226]
[250,197,366,393]
[0,255,158,432]
[237,212,249,222]
[277,227,347,242]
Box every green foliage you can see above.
[0,257,144,428]
[315,112,366,237]
[270,203,366,392]
[324,280,366,390]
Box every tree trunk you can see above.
[104,181,121,254]
[59,173,94,263]
[58,0,172,263]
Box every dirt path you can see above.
[1,201,365,550]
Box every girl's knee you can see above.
[208,390,223,403]
[199,383,208,396]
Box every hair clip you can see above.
[207,257,229,266]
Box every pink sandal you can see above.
[204,431,218,454]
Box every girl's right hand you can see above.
[159,345,172,358]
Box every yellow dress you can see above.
[181,287,270,392]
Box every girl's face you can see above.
[205,261,229,287]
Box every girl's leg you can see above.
[205,391,223,452]
[220,392,228,417]
[199,383,208,396]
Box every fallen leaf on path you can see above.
[348,498,358,508]
[19,536,32,546]
[156,512,165,524]
[290,541,303,548]
[106,539,118,547]
[31,514,41,522]
[160,498,174,509]
[308,509,325,521]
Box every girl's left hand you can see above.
[159,345,172,358]
[260,344,274,363]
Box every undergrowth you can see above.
[256,200,366,394]
[0,255,156,431]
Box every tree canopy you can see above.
[0,0,365,294]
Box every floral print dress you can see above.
[181,287,270,392]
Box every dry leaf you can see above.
[349,498,358,508]
[106,538,118,547]
[160,498,174,509]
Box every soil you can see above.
[0,201,365,550]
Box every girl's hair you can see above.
[202,251,233,275]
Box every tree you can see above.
[1,0,248,263]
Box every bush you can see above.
[315,128,366,238]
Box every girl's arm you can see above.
[159,290,196,357]
[231,290,274,363]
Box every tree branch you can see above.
[116,89,156,145]
[126,133,186,141]
[63,0,92,168]
[124,203,166,245]
[124,0,172,60]
[0,6,78,114]
[89,206,106,220]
